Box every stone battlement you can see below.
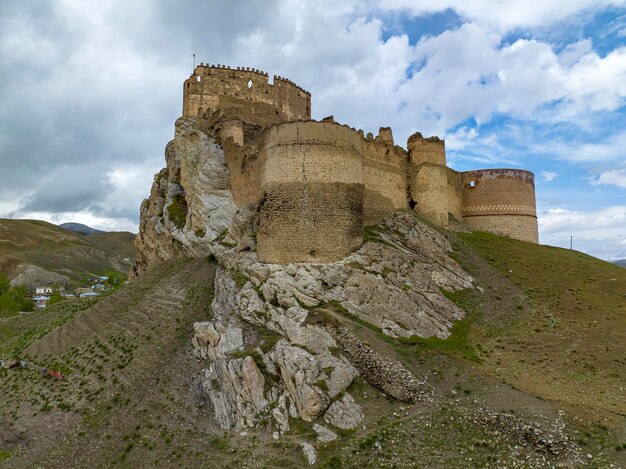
[181,63,538,262]
[183,65,311,124]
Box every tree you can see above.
[0,276,35,316]
[48,291,66,306]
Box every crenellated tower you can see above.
[407,132,449,227]
[182,64,311,127]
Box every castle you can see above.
[183,64,538,264]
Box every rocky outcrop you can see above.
[324,393,365,430]
[191,210,472,432]
[132,118,237,277]
[135,117,476,438]
[215,212,473,340]
[194,267,362,432]
[313,424,337,443]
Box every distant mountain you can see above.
[612,259,626,268]
[0,219,135,288]
[59,222,104,234]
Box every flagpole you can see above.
[193,53,196,71]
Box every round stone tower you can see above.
[462,169,538,243]
[257,121,363,263]
[407,132,449,227]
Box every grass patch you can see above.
[231,270,248,289]
[323,300,381,333]
[363,226,395,248]
[399,288,480,362]
[257,328,281,353]
[457,230,626,414]
[288,417,316,437]
[167,194,188,229]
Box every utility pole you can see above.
[570,235,573,250]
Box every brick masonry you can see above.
[181,64,539,262]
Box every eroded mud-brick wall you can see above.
[407,133,449,227]
[462,169,538,243]
[257,121,363,263]
[446,167,464,222]
[362,129,409,226]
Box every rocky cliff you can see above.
[133,117,475,453]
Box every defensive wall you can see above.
[361,128,409,226]
[446,167,464,222]
[407,133,449,227]
[256,121,363,263]
[461,169,538,243]
[180,64,539,262]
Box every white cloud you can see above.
[541,171,559,182]
[17,210,137,233]
[233,11,626,147]
[530,130,626,163]
[590,169,626,188]
[539,206,626,259]
[376,0,626,32]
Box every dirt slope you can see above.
[0,232,625,468]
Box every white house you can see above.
[35,287,53,294]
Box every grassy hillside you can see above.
[0,219,135,287]
[0,233,624,468]
[86,231,136,260]
[457,232,625,416]
[0,220,89,255]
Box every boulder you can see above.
[324,393,364,430]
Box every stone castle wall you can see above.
[407,134,449,227]
[257,121,364,263]
[177,64,539,261]
[446,167,464,222]
[362,130,409,225]
[183,64,311,126]
[461,169,538,243]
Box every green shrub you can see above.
[47,291,66,306]
[167,194,188,229]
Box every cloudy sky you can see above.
[1,1,625,260]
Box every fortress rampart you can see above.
[257,121,363,263]
[362,129,409,225]
[408,133,449,227]
[180,64,538,262]
[462,169,538,243]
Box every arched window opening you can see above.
[196,76,201,82]
[247,79,252,89]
